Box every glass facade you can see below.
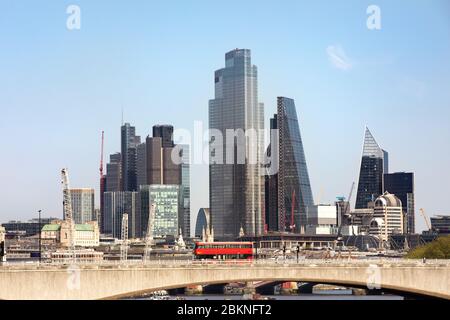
[276,97,314,232]
[194,208,210,238]
[430,215,450,235]
[180,144,191,237]
[384,172,415,233]
[140,185,179,238]
[121,123,141,191]
[70,189,95,224]
[103,191,138,239]
[355,127,388,209]
[209,49,265,239]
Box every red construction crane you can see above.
[289,189,296,232]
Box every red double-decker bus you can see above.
[193,242,254,260]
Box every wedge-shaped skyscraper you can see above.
[355,127,389,209]
[265,97,314,233]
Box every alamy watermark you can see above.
[66,5,81,30]
[366,5,381,30]
[366,264,382,290]
[170,121,279,176]
[66,264,81,290]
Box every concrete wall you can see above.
[0,263,448,300]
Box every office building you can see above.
[103,191,139,239]
[209,48,265,239]
[139,185,180,238]
[195,208,211,238]
[265,97,314,233]
[355,127,389,209]
[105,153,122,192]
[350,208,375,228]
[265,115,279,232]
[305,205,337,235]
[153,125,174,148]
[121,123,141,191]
[384,172,415,234]
[369,192,404,241]
[145,134,181,185]
[103,152,122,233]
[430,215,450,235]
[277,97,314,233]
[179,144,191,237]
[2,217,58,237]
[70,188,95,224]
[41,220,100,247]
[136,142,147,187]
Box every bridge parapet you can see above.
[0,259,449,300]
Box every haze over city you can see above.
[1,0,450,234]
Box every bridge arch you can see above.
[0,263,448,300]
[105,277,437,300]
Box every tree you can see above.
[406,235,450,259]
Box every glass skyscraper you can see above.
[103,191,138,239]
[209,49,265,239]
[180,144,191,237]
[121,123,141,191]
[384,172,415,234]
[70,188,95,224]
[355,127,389,209]
[265,97,314,233]
[139,185,180,238]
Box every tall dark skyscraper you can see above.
[209,49,265,240]
[384,172,415,234]
[265,97,314,233]
[121,123,141,191]
[145,127,181,186]
[105,153,122,192]
[153,125,175,148]
[355,127,389,209]
[265,114,278,231]
[136,142,147,188]
[102,152,122,233]
[137,125,185,237]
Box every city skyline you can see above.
[1,1,450,234]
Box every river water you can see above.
[136,290,403,300]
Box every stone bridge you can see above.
[0,259,448,300]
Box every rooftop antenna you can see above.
[121,107,124,126]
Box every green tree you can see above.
[406,235,450,259]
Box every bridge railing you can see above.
[1,257,450,269]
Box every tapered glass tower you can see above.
[265,97,314,233]
[209,49,265,240]
[355,127,389,209]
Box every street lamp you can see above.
[38,210,42,264]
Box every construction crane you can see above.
[419,208,432,231]
[99,131,105,231]
[120,213,129,262]
[61,168,76,260]
[143,203,156,262]
[289,190,296,232]
[343,182,355,218]
[336,182,356,245]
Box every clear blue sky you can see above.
[1,0,449,233]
